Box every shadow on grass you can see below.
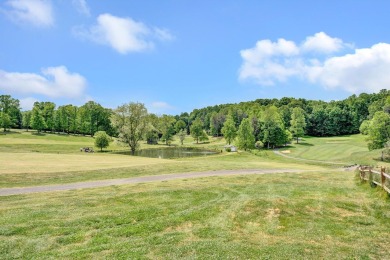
[0,130,22,135]
[32,133,47,136]
[295,142,314,146]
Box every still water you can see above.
[116,147,218,159]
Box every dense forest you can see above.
[0,89,389,150]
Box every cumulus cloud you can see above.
[74,13,174,54]
[239,32,390,94]
[0,66,87,98]
[302,32,346,54]
[72,0,90,17]
[2,0,54,27]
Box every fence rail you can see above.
[358,166,390,194]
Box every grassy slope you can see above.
[1,130,390,259]
[1,172,389,259]
[279,134,390,167]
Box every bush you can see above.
[94,131,111,152]
[255,141,264,149]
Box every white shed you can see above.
[224,145,237,152]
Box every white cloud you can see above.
[74,13,174,54]
[0,66,87,98]
[2,0,54,27]
[307,43,390,93]
[149,101,175,114]
[72,0,90,17]
[239,32,390,94]
[239,38,300,85]
[302,32,346,54]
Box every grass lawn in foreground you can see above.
[1,170,389,259]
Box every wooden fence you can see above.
[358,166,390,194]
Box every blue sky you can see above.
[1,0,390,114]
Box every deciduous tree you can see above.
[290,107,306,143]
[236,118,255,151]
[190,118,204,144]
[367,111,390,150]
[94,131,111,152]
[221,115,237,145]
[111,102,148,154]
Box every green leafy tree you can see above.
[30,102,47,133]
[42,102,56,132]
[159,115,176,145]
[210,112,226,136]
[0,112,12,132]
[111,102,149,155]
[174,119,186,133]
[0,95,21,129]
[359,120,370,135]
[221,115,237,145]
[290,107,306,143]
[199,130,209,143]
[178,129,186,145]
[236,118,255,151]
[261,106,285,148]
[94,131,111,152]
[190,118,204,144]
[22,111,32,131]
[367,111,390,150]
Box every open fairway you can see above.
[1,171,389,259]
[279,134,390,167]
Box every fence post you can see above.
[369,167,377,188]
[381,167,385,188]
[359,166,364,180]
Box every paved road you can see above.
[0,169,304,196]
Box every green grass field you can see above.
[0,130,389,259]
[279,134,390,167]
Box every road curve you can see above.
[0,169,304,196]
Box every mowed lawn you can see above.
[1,171,389,259]
[280,134,390,167]
[0,130,324,188]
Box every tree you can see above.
[210,112,226,136]
[236,118,255,151]
[22,111,31,131]
[0,112,11,132]
[178,129,186,145]
[359,120,370,135]
[367,111,390,150]
[221,115,237,145]
[0,95,21,129]
[30,103,46,133]
[174,119,186,133]
[261,106,285,148]
[290,107,306,143]
[111,102,148,155]
[190,118,204,144]
[199,130,209,143]
[159,115,176,145]
[94,131,111,152]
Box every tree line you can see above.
[0,89,388,153]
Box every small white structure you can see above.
[224,145,237,152]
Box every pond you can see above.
[115,147,219,159]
